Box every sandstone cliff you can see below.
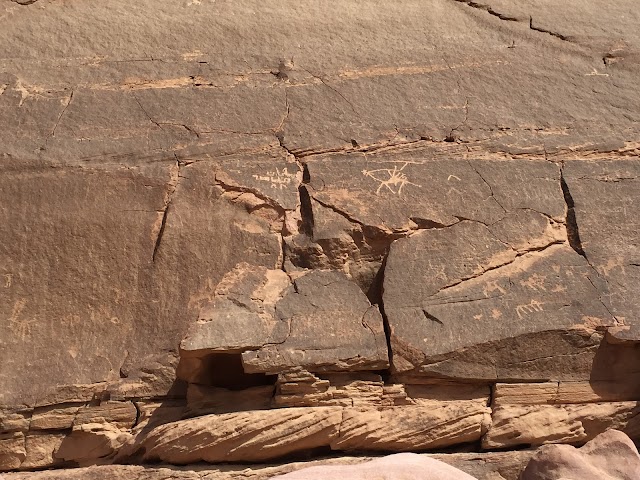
[1,0,639,478]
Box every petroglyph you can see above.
[586,68,609,77]
[362,162,421,195]
[520,274,547,292]
[252,167,296,190]
[515,300,544,319]
[9,299,35,339]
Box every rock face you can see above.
[520,429,640,480]
[2,0,640,477]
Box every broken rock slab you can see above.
[0,432,25,471]
[135,407,344,464]
[483,402,640,449]
[128,402,490,465]
[287,155,566,294]
[332,404,491,452]
[493,381,640,406]
[179,264,389,378]
[384,219,617,381]
[55,423,132,466]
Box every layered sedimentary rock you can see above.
[2,0,640,477]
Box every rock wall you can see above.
[1,0,639,477]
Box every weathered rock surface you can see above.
[493,382,640,406]
[520,429,640,480]
[0,158,288,408]
[385,231,615,380]
[563,160,640,325]
[0,433,25,470]
[483,402,640,449]
[55,423,132,465]
[135,407,344,464]
[2,0,640,475]
[269,453,477,480]
[180,265,388,377]
[333,405,491,452]
[125,401,490,464]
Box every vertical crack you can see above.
[153,158,180,262]
[302,68,360,116]
[561,166,620,324]
[152,203,171,262]
[298,181,314,237]
[369,255,393,375]
[560,167,586,257]
[132,92,161,128]
[467,160,507,213]
[46,89,74,145]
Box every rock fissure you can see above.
[152,204,170,263]
[301,68,360,117]
[528,17,572,42]
[452,0,521,22]
[46,89,74,144]
[559,168,586,258]
[453,0,573,44]
[214,175,287,215]
[427,240,566,297]
[152,160,181,262]
[466,161,507,213]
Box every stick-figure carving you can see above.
[361,162,421,195]
[9,299,35,340]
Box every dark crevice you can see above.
[560,171,586,257]
[214,176,285,214]
[372,255,394,377]
[131,401,142,429]
[529,16,571,42]
[152,203,170,263]
[409,217,450,229]
[453,0,520,21]
[422,309,445,325]
[298,185,314,237]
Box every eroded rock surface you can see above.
[385,230,615,381]
[2,0,640,476]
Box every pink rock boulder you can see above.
[269,453,477,480]
[520,429,640,480]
